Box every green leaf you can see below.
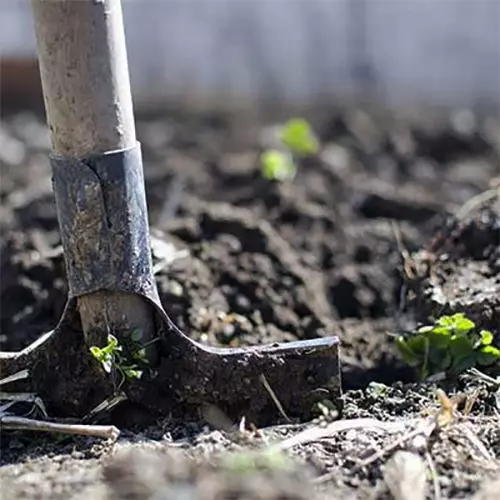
[448,334,477,375]
[449,334,474,360]
[279,119,319,156]
[428,348,452,371]
[90,336,121,374]
[121,363,143,380]
[479,330,494,346]
[417,325,435,334]
[426,327,452,348]
[405,335,429,357]
[133,348,147,361]
[101,335,120,356]
[396,336,419,366]
[398,313,496,377]
[452,355,476,374]
[108,334,119,348]
[441,350,453,370]
[453,318,475,334]
[477,345,500,366]
[126,369,142,380]
[260,149,296,181]
[436,315,455,327]
[131,329,142,342]
[89,346,103,359]
[431,326,453,336]
[437,313,474,334]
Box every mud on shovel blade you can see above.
[152,331,341,425]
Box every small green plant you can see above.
[221,449,292,474]
[397,313,500,380]
[279,118,319,156]
[89,331,147,388]
[260,149,296,181]
[260,118,319,181]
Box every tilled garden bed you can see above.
[1,107,499,499]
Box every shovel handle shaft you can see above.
[31,0,135,156]
[31,0,156,349]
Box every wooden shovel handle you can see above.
[31,0,156,351]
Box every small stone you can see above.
[169,280,184,297]
[383,450,426,500]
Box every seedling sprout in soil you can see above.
[89,330,150,391]
[260,118,319,181]
[397,313,500,380]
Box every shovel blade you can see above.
[140,332,341,426]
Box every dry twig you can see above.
[454,187,500,221]
[259,374,291,423]
[1,415,120,440]
[425,450,442,500]
[272,417,409,454]
[1,369,120,440]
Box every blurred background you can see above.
[1,0,500,114]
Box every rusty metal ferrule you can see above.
[50,142,162,308]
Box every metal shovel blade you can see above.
[127,318,341,426]
[0,303,341,426]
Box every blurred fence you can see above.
[1,0,499,111]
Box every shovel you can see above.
[0,0,341,426]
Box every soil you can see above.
[1,106,499,499]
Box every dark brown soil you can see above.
[1,106,499,499]
[407,205,500,332]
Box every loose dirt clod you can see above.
[405,202,500,333]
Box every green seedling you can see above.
[89,331,148,389]
[397,313,500,380]
[260,149,296,182]
[279,118,320,156]
[260,118,319,181]
[221,449,292,474]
